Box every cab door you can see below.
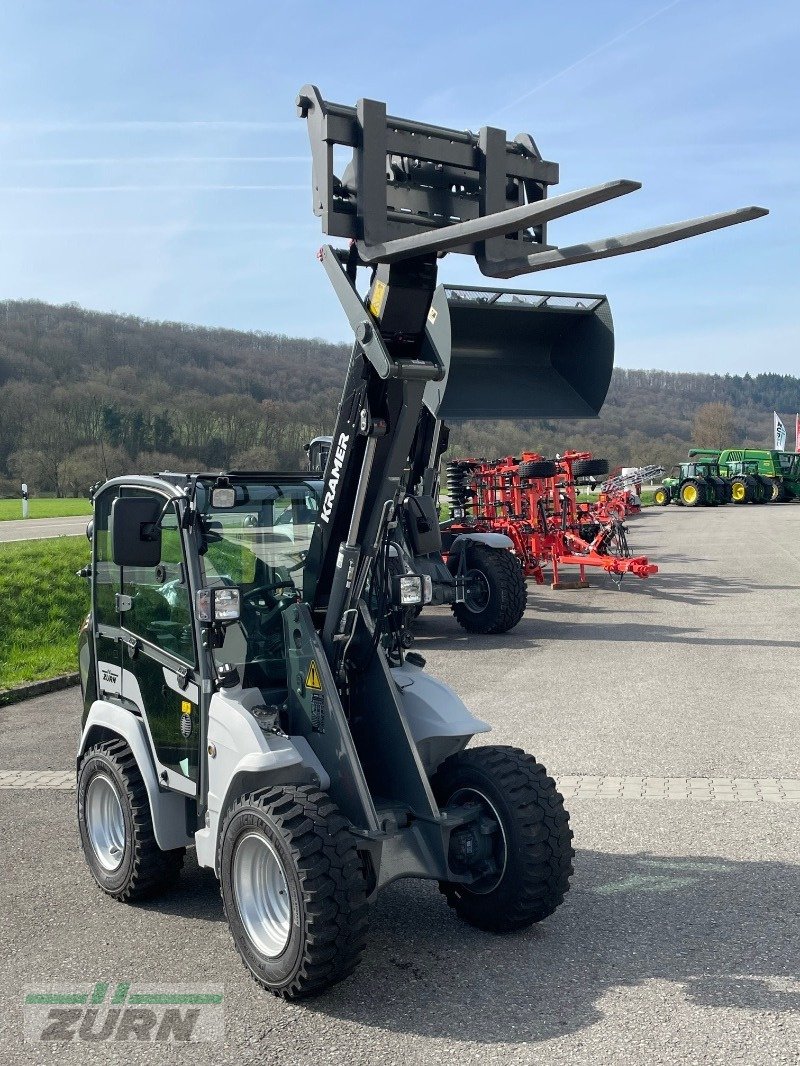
[92,485,124,702]
[117,489,200,796]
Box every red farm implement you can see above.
[594,464,665,521]
[443,453,658,586]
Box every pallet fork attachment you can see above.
[297,85,767,278]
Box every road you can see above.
[1,503,799,1064]
[0,515,88,543]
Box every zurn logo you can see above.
[24,981,223,1043]
[320,432,350,524]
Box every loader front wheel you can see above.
[219,786,369,999]
[452,545,527,634]
[432,746,574,931]
[77,738,185,901]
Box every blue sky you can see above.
[0,0,797,374]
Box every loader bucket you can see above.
[424,286,614,421]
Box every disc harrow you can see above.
[443,452,659,586]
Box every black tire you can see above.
[766,478,784,502]
[219,786,369,999]
[77,738,185,901]
[431,746,573,932]
[452,544,527,634]
[730,476,750,504]
[518,459,558,479]
[572,458,609,478]
[754,477,771,503]
[679,478,704,507]
[652,486,670,506]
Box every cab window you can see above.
[120,492,195,665]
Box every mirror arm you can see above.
[141,497,175,541]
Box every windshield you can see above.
[195,477,321,684]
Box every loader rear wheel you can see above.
[432,746,574,931]
[680,480,703,507]
[731,478,749,503]
[77,738,185,901]
[452,545,527,634]
[653,486,670,506]
[219,786,369,999]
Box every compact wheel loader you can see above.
[76,86,766,998]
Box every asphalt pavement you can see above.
[0,515,88,542]
[1,503,799,1064]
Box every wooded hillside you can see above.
[1,300,797,495]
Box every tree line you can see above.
[0,299,797,496]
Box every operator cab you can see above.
[85,472,322,781]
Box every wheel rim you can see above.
[233,832,292,958]
[682,484,698,504]
[732,482,746,501]
[85,772,126,872]
[446,787,507,894]
[463,569,491,614]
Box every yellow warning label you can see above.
[181,700,192,715]
[369,279,387,319]
[305,660,323,692]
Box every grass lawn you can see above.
[0,536,90,690]
[0,497,92,521]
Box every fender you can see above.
[193,690,330,872]
[448,531,515,553]
[78,700,193,851]
[391,661,490,775]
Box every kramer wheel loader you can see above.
[76,86,767,999]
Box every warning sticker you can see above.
[427,306,438,324]
[180,700,192,738]
[369,279,387,319]
[311,693,325,733]
[305,660,323,692]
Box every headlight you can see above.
[393,574,424,606]
[196,586,241,622]
[422,575,433,604]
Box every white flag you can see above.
[774,411,786,451]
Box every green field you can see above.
[0,537,90,690]
[0,497,92,521]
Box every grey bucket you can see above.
[423,285,614,421]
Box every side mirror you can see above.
[196,587,241,623]
[111,496,162,567]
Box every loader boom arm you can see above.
[298,86,767,672]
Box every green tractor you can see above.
[656,461,732,507]
[725,458,772,504]
[689,448,800,502]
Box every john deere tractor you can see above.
[656,461,731,507]
[689,448,800,502]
